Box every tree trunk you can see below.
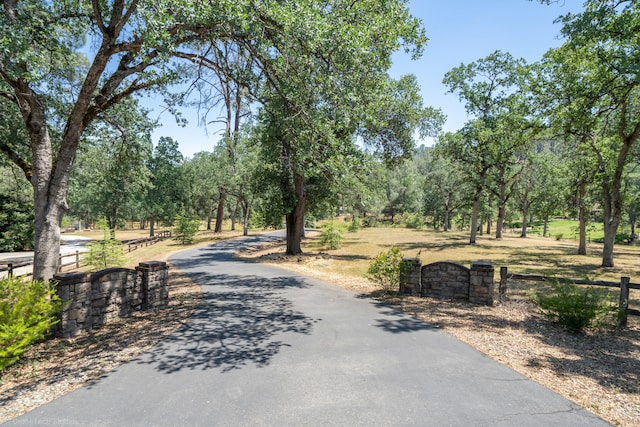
[520,201,529,238]
[543,216,549,237]
[214,189,225,233]
[578,181,587,255]
[286,172,306,255]
[149,216,155,237]
[470,197,480,244]
[600,167,624,267]
[242,202,250,236]
[496,204,505,239]
[32,202,63,282]
[230,201,239,231]
[206,214,212,231]
[602,216,619,267]
[30,108,64,282]
[601,178,621,267]
[443,208,450,232]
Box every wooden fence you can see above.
[0,251,82,279]
[0,231,173,279]
[122,231,172,253]
[499,266,640,327]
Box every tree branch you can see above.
[0,142,32,180]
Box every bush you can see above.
[367,247,404,294]
[347,216,360,233]
[554,233,563,241]
[0,277,61,370]
[318,221,345,250]
[362,216,380,228]
[84,218,124,270]
[174,210,200,245]
[536,282,617,333]
[402,212,424,229]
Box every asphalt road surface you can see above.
[5,233,610,426]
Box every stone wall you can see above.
[53,261,169,338]
[421,261,470,300]
[399,258,494,306]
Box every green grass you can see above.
[522,219,605,241]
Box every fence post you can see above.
[499,266,508,303]
[58,253,62,272]
[75,250,80,269]
[8,263,13,278]
[618,277,630,328]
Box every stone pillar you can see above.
[53,272,92,338]
[399,258,422,296]
[469,261,494,306]
[136,261,169,310]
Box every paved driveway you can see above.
[5,234,610,426]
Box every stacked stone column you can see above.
[399,258,422,296]
[469,262,494,306]
[136,261,169,310]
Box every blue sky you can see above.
[149,0,584,158]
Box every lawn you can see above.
[307,224,639,280]
[301,221,640,311]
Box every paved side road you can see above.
[5,233,610,426]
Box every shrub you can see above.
[536,282,617,333]
[403,212,424,229]
[174,210,200,245]
[318,221,345,250]
[362,216,379,228]
[367,247,404,294]
[347,216,360,233]
[84,218,124,270]
[554,233,563,241]
[0,277,62,370]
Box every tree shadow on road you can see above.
[137,273,319,374]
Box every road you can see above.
[5,233,610,426]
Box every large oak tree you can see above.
[0,0,427,279]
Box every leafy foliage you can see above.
[0,277,61,371]
[173,210,199,245]
[400,212,424,229]
[536,282,617,333]
[83,218,124,270]
[367,247,404,294]
[318,222,345,250]
[0,193,33,251]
